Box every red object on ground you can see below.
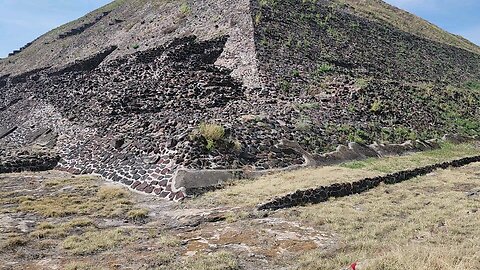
[350,262,357,270]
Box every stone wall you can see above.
[0,150,59,174]
[0,34,303,201]
[258,155,480,211]
[58,11,111,39]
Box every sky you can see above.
[0,0,479,57]
[384,0,480,45]
[0,0,111,57]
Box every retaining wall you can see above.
[258,155,480,211]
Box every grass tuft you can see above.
[127,208,149,221]
[63,228,131,255]
[183,251,240,270]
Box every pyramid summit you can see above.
[1,0,479,198]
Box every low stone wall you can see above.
[0,151,60,174]
[58,11,111,39]
[175,134,472,196]
[257,155,480,211]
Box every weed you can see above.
[259,0,277,8]
[354,78,370,89]
[255,12,262,25]
[233,140,242,152]
[179,3,191,15]
[127,208,149,221]
[279,80,292,93]
[370,99,382,112]
[465,81,480,90]
[198,123,225,151]
[295,102,320,111]
[63,228,130,255]
[292,69,300,77]
[295,116,312,131]
[315,63,333,75]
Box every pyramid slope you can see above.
[0,0,260,87]
[0,0,479,199]
[2,0,480,82]
[340,0,480,55]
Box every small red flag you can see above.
[350,262,357,270]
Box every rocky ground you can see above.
[1,143,479,270]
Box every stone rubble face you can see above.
[1,0,480,201]
[0,35,304,201]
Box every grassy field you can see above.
[1,142,479,269]
[188,142,480,208]
[0,172,239,270]
[285,164,480,269]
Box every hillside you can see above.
[0,0,480,200]
[0,0,260,87]
[340,0,480,55]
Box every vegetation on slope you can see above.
[338,0,480,55]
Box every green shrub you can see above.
[354,78,370,89]
[465,81,480,90]
[279,80,292,93]
[370,99,382,112]
[315,63,333,75]
[179,3,191,15]
[198,123,225,151]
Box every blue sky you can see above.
[0,0,479,57]
[0,0,111,57]
[384,0,480,45]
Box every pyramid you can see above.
[1,0,479,199]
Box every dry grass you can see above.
[0,175,151,262]
[30,218,95,239]
[62,228,132,255]
[96,185,130,199]
[64,262,104,270]
[189,143,479,208]
[17,181,134,218]
[0,236,28,250]
[182,251,240,270]
[156,233,182,247]
[198,123,225,141]
[284,164,480,269]
[188,167,379,208]
[342,142,480,173]
[127,208,149,221]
